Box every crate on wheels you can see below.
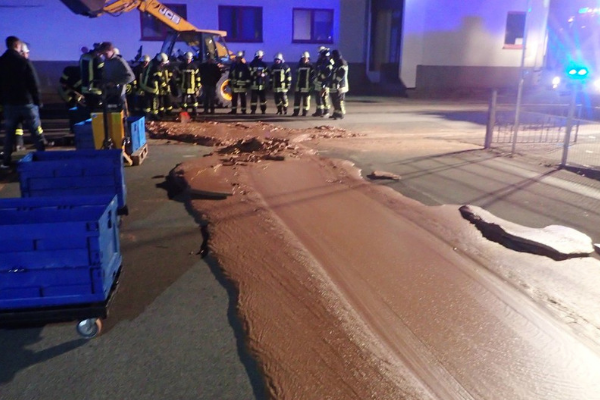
[0,195,122,338]
[17,149,128,215]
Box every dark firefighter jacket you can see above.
[249,57,269,91]
[268,62,291,92]
[59,65,82,103]
[141,60,169,95]
[79,51,104,95]
[328,58,349,94]
[228,61,251,93]
[178,60,201,94]
[295,60,315,93]
[314,56,333,91]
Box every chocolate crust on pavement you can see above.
[460,204,595,260]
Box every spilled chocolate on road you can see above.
[150,120,600,399]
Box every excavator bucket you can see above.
[59,0,106,17]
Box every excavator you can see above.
[60,0,233,106]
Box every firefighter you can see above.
[140,52,170,120]
[178,51,201,116]
[312,47,333,117]
[249,50,268,114]
[198,56,222,114]
[328,50,349,120]
[292,52,315,117]
[268,53,291,115]
[58,65,83,109]
[228,51,250,114]
[79,43,104,112]
[131,54,151,115]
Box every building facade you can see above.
[0,0,557,100]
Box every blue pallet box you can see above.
[126,116,146,155]
[73,119,95,150]
[68,106,90,133]
[17,149,127,214]
[0,195,121,310]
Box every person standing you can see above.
[140,53,170,120]
[99,42,135,114]
[228,51,250,114]
[178,52,201,116]
[249,50,268,114]
[292,52,315,117]
[0,36,46,168]
[268,53,291,115]
[131,54,151,115]
[198,56,222,114]
[79,43,104,112]
[312,47,333,117]
[328,50,349,120]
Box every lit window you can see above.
[140,3,187,41]
[219,6,263,42]
[293,8,333,43]
[504,12,526,49]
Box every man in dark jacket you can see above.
[198,56,222,114]
[0,36,45,168]
[99,41,135,113]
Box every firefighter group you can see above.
[60,44,349,121]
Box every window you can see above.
[504,12,526,49]
[140,3,187,41]
[219,6,263,42]
[293,8,333,43]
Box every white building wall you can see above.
[400,0,550,88]
[0,0,345,63]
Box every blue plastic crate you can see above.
[73,119,95,150]
[0,195,121,310]
[69,106,90,133]
[127,116,146,155]
[17,149,127,213]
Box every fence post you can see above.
[560,86,578,168]
[485,89,497,149]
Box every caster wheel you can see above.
[76,318,102,339]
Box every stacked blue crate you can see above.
[126,116,146,155]
[0,195,121,310]
[18,149,127,214]
[73,119,95,150]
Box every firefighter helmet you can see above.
[319,47,330,57]
[21,42,30,54]
[185,51,193,60]
[274,52,284,62]
[301,51,310,59]
[113,47,120,56]
[236,50,245,58]
[156,52,169,63]
[142,54,151,62]
[255,50,264,58]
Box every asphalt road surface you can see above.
[2,96,600,399]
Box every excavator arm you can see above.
[60,0,227,36]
